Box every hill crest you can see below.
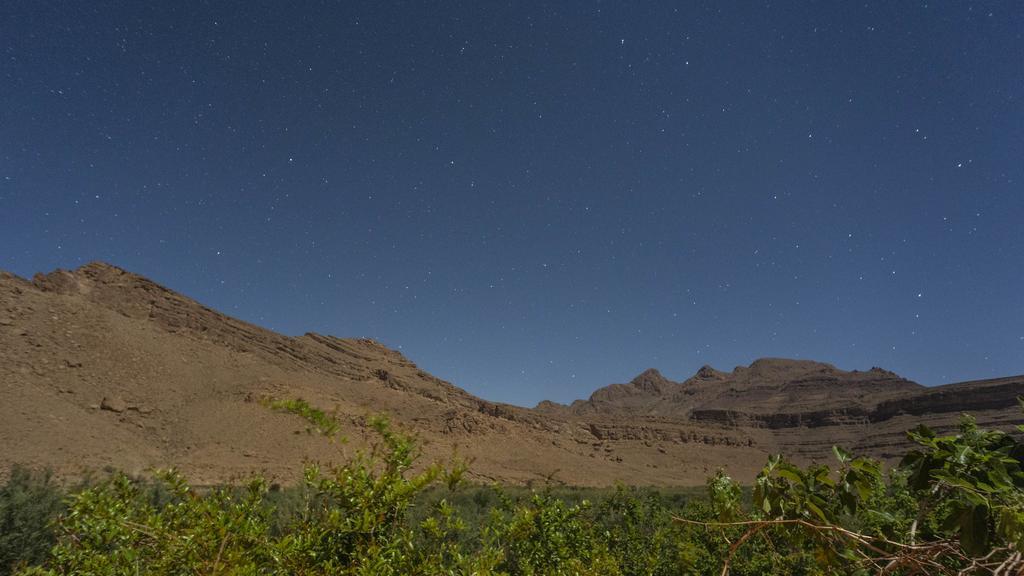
[1,262,1021,486]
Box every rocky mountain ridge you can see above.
[2,262,1021,486]
[541,360,922,419]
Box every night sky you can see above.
[2,2,1022,406]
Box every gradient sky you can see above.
[2,1,1022,406]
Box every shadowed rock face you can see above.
[556,357,925,421]
[2,262,1022,486]
[557,357,1022,430]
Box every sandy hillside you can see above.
[1,262,1021,486]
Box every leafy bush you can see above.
[8,412,1024,575]
[489,492,621,575]
[687,414,1024,575]
[260,397,341,437]
[0,467,65,576]
[902,415,1024,554]
[271,415,497,575]
[590,486,689,576]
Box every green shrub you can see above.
[0,467,65,576]
[10,412,1024,575]
[260,397,341,437]
[491,492,620,575]
[271,415,495,575]
[687,414,1024,575]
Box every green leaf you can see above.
[806,495,831,522]
[838,490,857,515]
[814,468,836,488]
[907,424,936,443]
[776,467,804,485]
[832,445,852,464]
[959,503,991,556]
[900,451,938,492]
[774,459,806,481]
[851,457,880,477]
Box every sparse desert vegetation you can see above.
[260,396,342,438]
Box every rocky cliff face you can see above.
[546,361,1022,468]
[2,262,1021,486]
[554,358,923,420]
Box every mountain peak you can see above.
[738,357,838,379]
[693,364,726,380]
[629,368,673,394]
[78,260,124,273]
[32,261,141,295]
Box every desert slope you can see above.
[0,263,578,485]
[1,262,1021,486]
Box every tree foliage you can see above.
[683,414,1024,575]
[4,412,1023,575]
[0,467,64,575]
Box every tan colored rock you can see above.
[100,396,127,413]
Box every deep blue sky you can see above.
[2,2,1022,406]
